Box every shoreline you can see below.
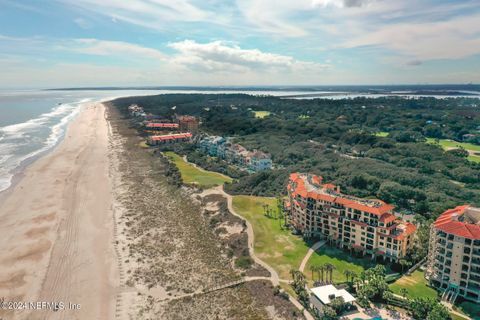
[0,102,119,320]
[0,103,85,203]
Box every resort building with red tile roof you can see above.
[286,173,416,262]
[146,133,192,146]
[145,122,179,130]
[426,205,480,304]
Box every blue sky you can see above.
[0,0,479,87]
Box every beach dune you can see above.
[0,103,118,320]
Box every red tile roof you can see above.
[146,122,179,128]
[288,173,394,216]
[149,133,192,141]
[434,205,480,240]
[379,213,396,224]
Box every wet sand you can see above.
[0,103,118,320]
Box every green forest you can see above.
[114,94,480,217]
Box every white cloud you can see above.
[73,17,91,29]
[168,40,329,73]
[69,39,166,60]
[60,0,213,31]
[312,0,372,8]
[343,13,480,60]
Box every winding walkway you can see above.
[200,185,314,320]
[299,240,326,272]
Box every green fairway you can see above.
[389,270,438,299]
[253,111,271,118]
[232,195,370,283]
[468,154,480,163]
[232,195,310,280]
[305,246,373,284]
[426,138,480,152]
[164,151,232,188]
[427,138,480,163]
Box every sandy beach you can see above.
[0,103,118,320]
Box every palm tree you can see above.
[400,288,408,300]
[344,270,352,283]
[310,265,316,280]
[324,263,334,283]
[329,265,336,283]
[318,264,325,283]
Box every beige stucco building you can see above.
[426,205,480,303]
[286,173,416,262]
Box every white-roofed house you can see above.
[310,284,356,313]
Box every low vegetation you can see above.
[164,151,232,188]
[114,94,480,219]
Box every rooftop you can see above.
[148,133,192,141]
[288,173,394,216]
[146,122,179,128]
[434,205,480,240]
[311,285,356,305]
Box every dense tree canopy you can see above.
[114,94,480,217]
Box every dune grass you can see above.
[164,151,232,188]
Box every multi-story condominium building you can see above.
[286,173,416,262]
[198,136,225,156]
[249,150,273,172]
[197,135,273,172]
[176,115,199,133]
[426,205,480,304]
[145,122,179,130]
[146,133,192,146]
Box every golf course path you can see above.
[213,186,281,286]
[199,185,315,320]
[299,240,326,272]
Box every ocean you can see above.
[0,88,313,193]
[0,87,478,193]
[0,89,169,193]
